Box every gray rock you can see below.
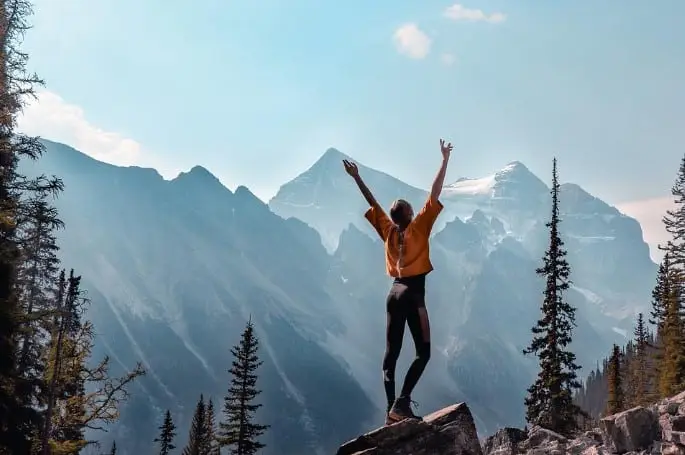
[482,427,527,455]
[336,402,482,455]
[600,406,659,453]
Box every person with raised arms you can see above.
[342,138,452,425]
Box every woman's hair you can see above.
[389,199,411,226]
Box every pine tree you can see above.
[41,270,145,454]
[109,440,117,455]
[523,158,584,436]
[658,277,685,397]
[661,154,685,280]
[15,189,63,406]
[629,313,651,406]
[651,255,672,330]
[218,318,269,455]
[606,345,624,414]
[183,395,208,455]
[203,399,220,455]
[0,1,63,452]
[154,409,177,455]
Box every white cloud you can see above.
[616,196,674,262]
[393,23,431,59]
[17,90,146,167]
[441,53,456,66]
[443,4,506,24]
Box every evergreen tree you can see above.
[658,277,685,397]
[630,313,651,406]
[218,318,269,455]
[0,1,62,452]
[523,158,584,436]
[651,255,672,330]
[606,345,624,414]
[15,189,63,402]
[154,409,177,455]
[661,154,685,280]
[109,440,117,455]
[202,399,220,455]
[183,395,208,455]
[41,269,145,454]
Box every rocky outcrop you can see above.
[482,391,685,455]
[336,403,482,455]
[336,391,685,455]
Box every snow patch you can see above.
[572,285,603,305]
[444,174,496,196]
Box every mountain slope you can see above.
[22,140,375,455]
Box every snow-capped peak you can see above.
[443,161,547,198]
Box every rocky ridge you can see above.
[336,391,685,455]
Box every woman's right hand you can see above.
[342,159,359,178]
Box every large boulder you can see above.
[482,427,527,455]
[336,402,482,455]
[599,406,659,453]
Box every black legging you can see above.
[382,276,431,411]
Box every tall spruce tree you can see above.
[218,318,269,455]
[0,1,62,452]
[661,154,685,279]
[523,158,584,436]
[651,255,672,330]
[183,395,208,455]
[154,409,177,455]
[202,399,220,455]
[606,344,624,414]
[658,278,685,397]
[109,440,117,455]
[630,313,651,406]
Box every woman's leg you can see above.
[389,293,430,420]
[382,285,407,414]
[400,303,431,397]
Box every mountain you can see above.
[22,140,657,454]
[22,140,376,455]
[269,148,427,252]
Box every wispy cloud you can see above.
[443,4,506,24]
[393,23,432,59]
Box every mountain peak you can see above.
[310,147,353,172]
[498,160,528,175]
[444,160,547,198]
[172,164,226,188]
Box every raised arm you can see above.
[343,159,378,207]
[430,139,453,202]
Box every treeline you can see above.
[521,154,685,437]
[573,155,685,427]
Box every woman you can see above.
[342,138,452,425]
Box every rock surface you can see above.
[336,402,482,455]
[336,391,685,454]
[481,391,685,455]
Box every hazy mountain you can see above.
[269,148,427,252]
[21,139,657,454]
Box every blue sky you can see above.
[17,0,685,253]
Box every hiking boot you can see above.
[384,411,400,426]
[388,396,422,422]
